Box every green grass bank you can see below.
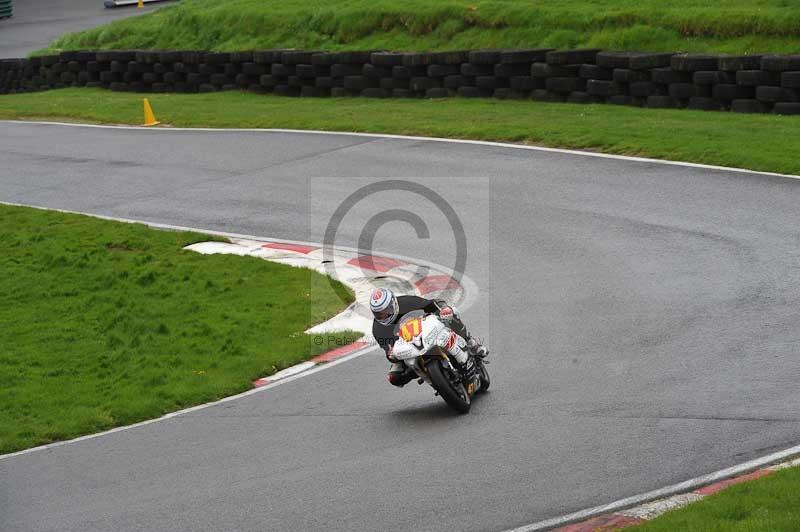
[634,465,800,531]
[0,88,798,175]
[40,0,800,56]
[0,205,358,454]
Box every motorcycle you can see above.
[389,310,490,414]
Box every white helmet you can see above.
[370,287,399,326]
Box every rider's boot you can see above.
[462,356,478,384]
[444,337,478,384]
[387,362,415,387]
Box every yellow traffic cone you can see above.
[137,0,143,8]
[142,98,160,127]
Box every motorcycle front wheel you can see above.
[476,358,490,392]
[425,358,471,414]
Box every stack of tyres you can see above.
[275,50,319,96]
[396,51,468,98]
[372,53,417,98]
[541,49,601,102]
[0,0,12,19]
[0,59,23,93]
[757,55,800,115]
[596,51,674,107]
[665,54,718,110]
[254,49,292,93]
[2,47,800,115]
[460,50,500,98]
[314,51,372,97]
[714,55,764,113]
[494,49,550,99]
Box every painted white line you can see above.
[501,444,800,532]
[768,456,800,470]
[0,202,478,461]
[618,492,703,520]
[2,120,798,180]
[258,361,317,382]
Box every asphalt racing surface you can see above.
[0,0,169,58]
[2,122,800,532]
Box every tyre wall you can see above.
[2,49,800,114]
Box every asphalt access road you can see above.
[2,122,800,532]
[0,0,170,58]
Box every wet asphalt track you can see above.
[2,122,800,532]
[0,0,170,58]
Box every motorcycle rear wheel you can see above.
[426,358,471,414]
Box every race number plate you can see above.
[398,317,422,342]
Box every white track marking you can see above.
[618,492,703,520]
[767,456,800,470]
[258,361,317,381]
[2,120,798,180]
[501,443,800,531]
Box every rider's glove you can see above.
[438,305,454,323]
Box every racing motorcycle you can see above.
[389,310,490,414]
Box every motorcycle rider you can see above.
[369,287,488,387]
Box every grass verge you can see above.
[0,204,359,454]
[634,466,800,531]
[40,0,800,55]
[0,88,798,175]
